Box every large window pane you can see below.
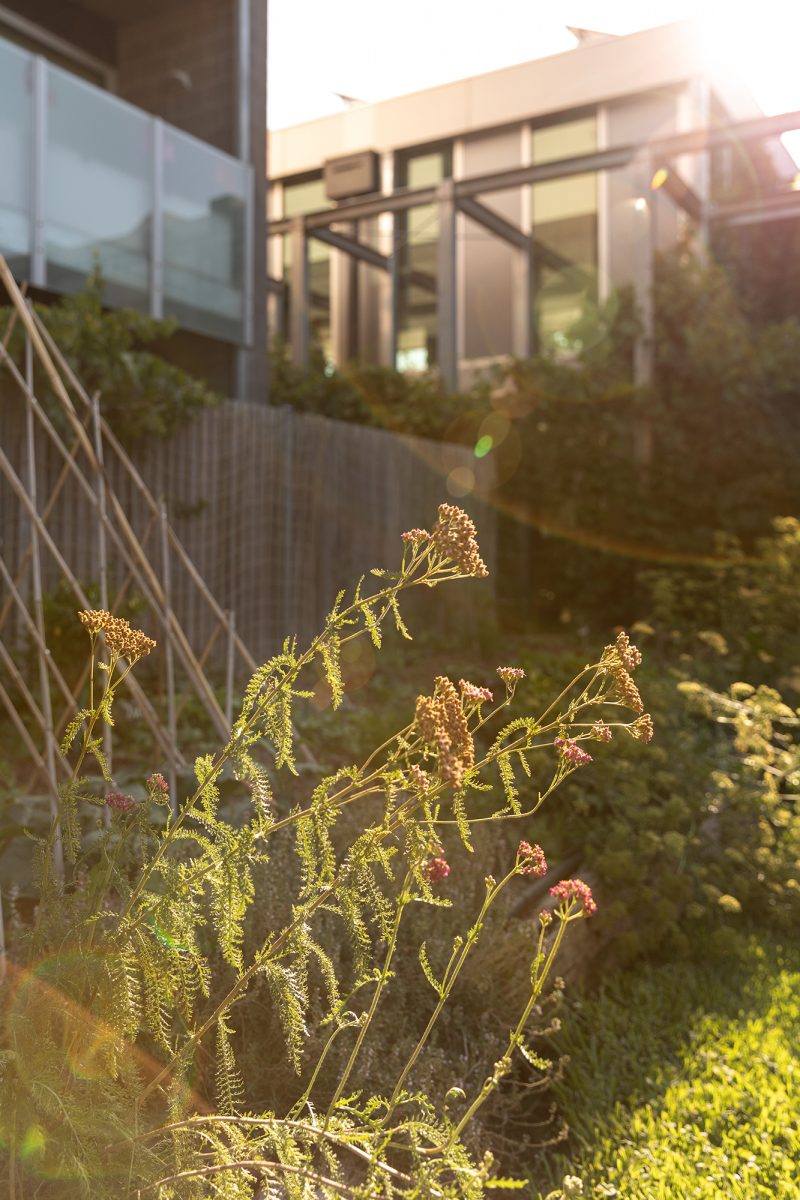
[395,144,451,370]
[163,128,248,343]
[532,116,598,351]
[0,40,33,278]
[281,175,332,358]
[46,65,152,310]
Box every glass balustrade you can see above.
[0,39,33,280]
[0,35,251,345]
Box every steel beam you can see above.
[458,196,530,249]
[712,191,800,227]
[311,227,391,271]
[270,108,800,242]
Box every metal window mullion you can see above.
[243,162,254,346]
[151,118,164,318]
[31,55,47,287]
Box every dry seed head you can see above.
[628,713,654,743]
[78,608,156,659]
[431,503,489,578]
[611,666,644,714]
[414,674,475,789]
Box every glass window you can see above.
[46,65,152,311]
[162,126,249,343]
[0,38,32,279]
[395,143,451,371]
[281,174,332,360]
[531,115,598,351]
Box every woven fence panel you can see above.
[1,398,497,667]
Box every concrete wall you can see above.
[116,0,237,154]
[270,21,722,176]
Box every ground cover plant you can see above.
[537,930,800,1200]
[0,506,653,1198]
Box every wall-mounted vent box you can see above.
[324,151,380,200]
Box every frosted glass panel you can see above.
[46,66,152,310]
[163,129,248,342]
[0,40,32,277]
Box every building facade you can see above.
[268,22,789,388]
[0,0,267,399]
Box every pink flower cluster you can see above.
[497,666,525,687]
[407,764,430,793]
[105,790,136,815]
[401,528,430,543]
[459,679,493,705]
[425,857,451,884]
[147,773,169,797]
[554,737,593,766]
[517,841,548,877]
[550,878,597,916]
[592,720,613,743]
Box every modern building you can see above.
[0,0,266,400]
[268,21,799,388]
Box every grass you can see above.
[536,929,800,1199]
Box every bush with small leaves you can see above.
[0,507,653,1198]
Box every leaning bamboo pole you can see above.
[0,258,231,744]
[29,292,319,767]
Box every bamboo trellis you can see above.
[0,255,316,843]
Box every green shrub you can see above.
[0,508,652,1197]
[7,270,220,443]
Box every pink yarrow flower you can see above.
[554,736,593,766]
[147,772,169,795]
[497,666,525,687]
[592,720,613,743]
[401,528,430,543]
[459,679,493,705]
[550,878,597,916]
[105,790,136,815]
[517,841,548,877]
[425,856,451,884]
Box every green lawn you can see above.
[538,931,800,1199]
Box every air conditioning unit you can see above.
[324,151,380,201]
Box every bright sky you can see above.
[268,0,800,130]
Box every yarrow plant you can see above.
[0,504,653,1199]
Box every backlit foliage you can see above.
[0,507,652,1197]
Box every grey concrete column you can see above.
[290,215,310,370]
[436,178,457,391]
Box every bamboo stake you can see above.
[91,391,113,820]
[0,441,179,766]
[30,308,259,673]
[225,609,236,729]
[0,447,78,638]
[0,339,190,764]
[0,642,68,786]
[174,621,222,725]
[0,497,91,716]
[0,260,231,743]
[159,499,178,812]
[24,319,63,879]
[28,305,319,766]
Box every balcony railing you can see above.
[0,36,252,345]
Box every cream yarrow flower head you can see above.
[414,675,475,789]
[78,608,156,660]
[431,503,488,578]
[497,666,525,688]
